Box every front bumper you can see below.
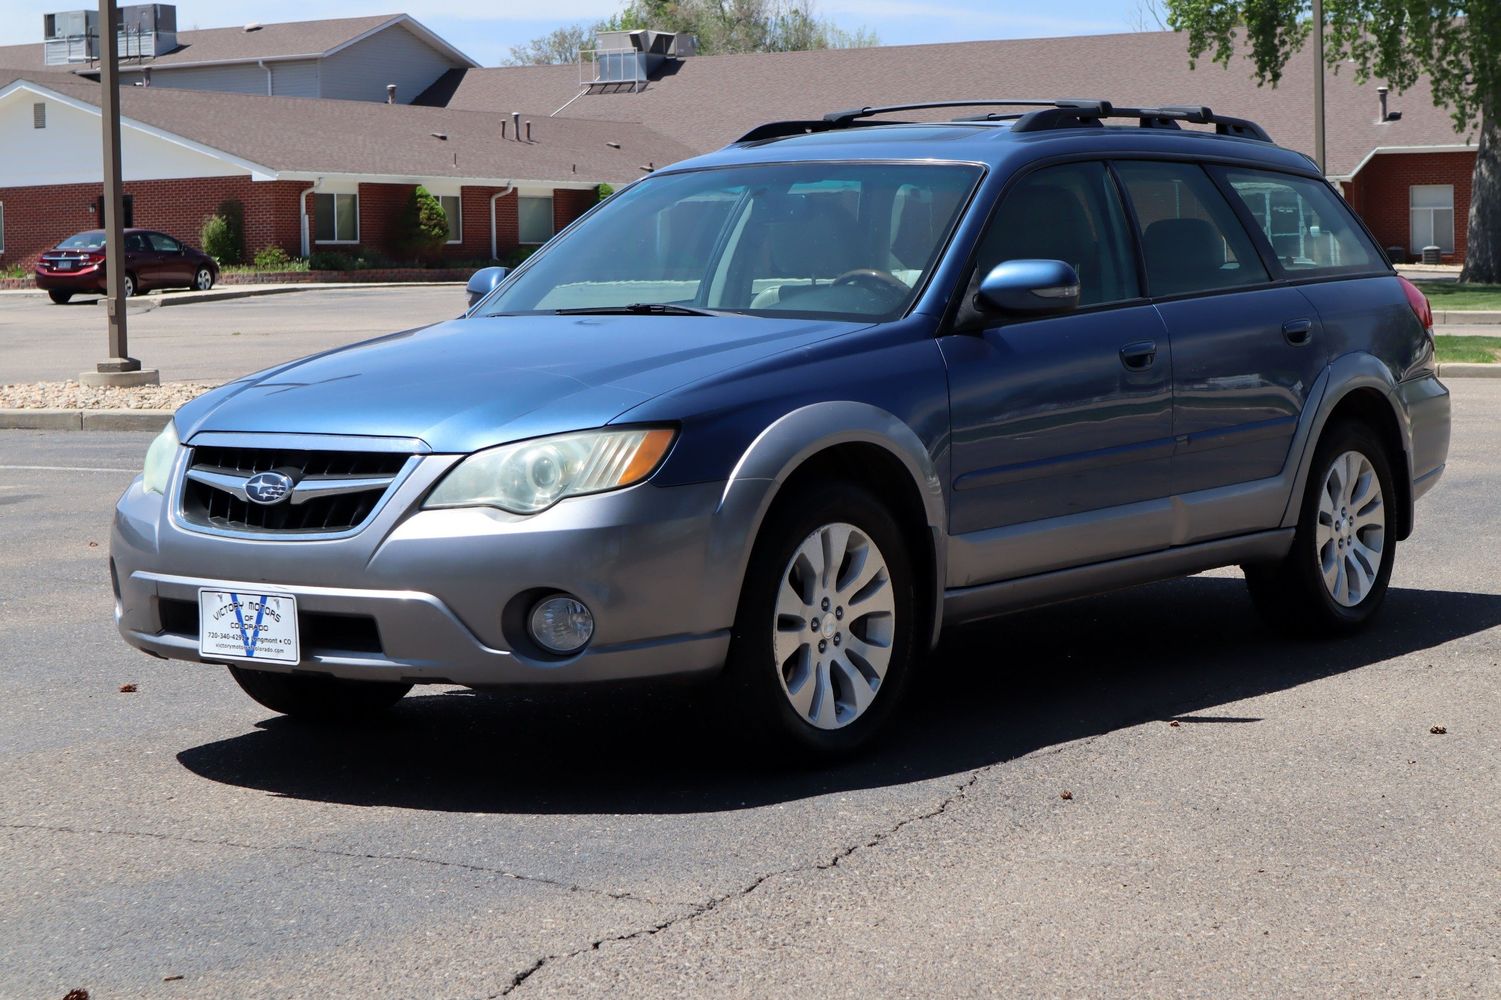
[111,448,757,687]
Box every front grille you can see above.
[158,598,384,655]
[180,445,411,534]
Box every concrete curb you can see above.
[0,408,173,431]
[1434,310,1501,326]
[1,281,465,306]
[3,364,1499,432]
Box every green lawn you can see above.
[1414,282,1501,311]
[1434,335,1501,364]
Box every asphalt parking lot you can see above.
[1,383,1497,999]
[0,286,462,384]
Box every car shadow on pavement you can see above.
[176,577,1501,814]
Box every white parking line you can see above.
[0,465,138,473]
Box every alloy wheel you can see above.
[1316,450,1386,607]
[195,268,213,290]
[772,521,896,730]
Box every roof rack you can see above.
[734,99,1272,145]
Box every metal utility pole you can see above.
[85,0,157,387]
[1312,0,1326,174]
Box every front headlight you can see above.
[425,427,675,514]
[141,421,179,495]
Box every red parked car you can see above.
[35,228,219,304]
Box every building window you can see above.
[440,194,462,243]
[314,192,358,243]
[518,195,554,244]
[33,103,45,128]
[1410,185,1455,255]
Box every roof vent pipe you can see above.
[387,83,396,104]
[1378,86,1388,122]
[512,111,521,140]
[525,121,532,142]
[501,120,507,139]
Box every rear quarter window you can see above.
[1219,168,1385,276]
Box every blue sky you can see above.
[0,1,1149,66]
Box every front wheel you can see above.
[47,289,73,305]
[724,483,917,758]
[228,665,412,721]
[193,266,214,291]
[1245,421,1397,635]
[122,272,136,298]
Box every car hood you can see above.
[177,313,864,453]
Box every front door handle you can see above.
[1120,340,1157,370]
[1283,318,1314,346]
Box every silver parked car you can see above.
[112,100,1450,757]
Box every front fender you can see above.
[710,401,948,649]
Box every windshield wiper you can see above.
[553,303,727,317]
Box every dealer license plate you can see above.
[198,589,300,663]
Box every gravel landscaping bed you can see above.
[0,380,216,410]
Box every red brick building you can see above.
[1,18,1486,268]
[0,71,690,270]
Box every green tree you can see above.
[1162,2,1501,283]
[397,186,450,263]
[509,0,878,65]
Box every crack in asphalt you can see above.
[488,770,986,998]
[0,822,656,906]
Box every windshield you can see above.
[478,162,981,322]
[57,231,107,250]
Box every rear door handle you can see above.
[1119,340,1157,370]
[1283,318,1314,346]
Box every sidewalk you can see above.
[0,280,463,309]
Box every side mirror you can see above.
[975,259,1080,316]
[465,266,508,309]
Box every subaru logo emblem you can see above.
[245,471,295,505]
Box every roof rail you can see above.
[734,98,1272,145]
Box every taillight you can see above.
[1397,275,1434,330]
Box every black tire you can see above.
[193,266,214,291]
[1245,420,1397,635]
[723,481,918,759]
[122,273,136,298]
[47,289,73,305]
[228,665,411,721]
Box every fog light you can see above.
[528,594,594,654]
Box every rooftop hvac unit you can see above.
[42,9,98,64]
[586,29,685,92]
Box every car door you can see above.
[1113,160,1327,498]
[122,232,158,287]
[146,232,191,284]
[939,161,1175,582]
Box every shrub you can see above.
[501,245,538,268]
[395,185,450,263]
[309,249,356,271]
[597,183,614,202]
[201,199,245,264]
[252,245,293,270]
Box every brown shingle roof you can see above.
[425,30,1479,178]
[10,74,692,186]
[0,13,473,71]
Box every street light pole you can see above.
[84,0,158,388]
[1312,0,1326,174]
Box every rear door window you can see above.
[1219,168,1384,275]
[147,233,182,253]
[1114,161,1270,297]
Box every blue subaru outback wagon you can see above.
[112,100,1450,756]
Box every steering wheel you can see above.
[831,268,910,297]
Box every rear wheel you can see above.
[193,266,214,291]
[122,272,136,298]
[1245,421,1396,635]
[47,289,73,305]
[228,665,411,721]
[724,482,917,758]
